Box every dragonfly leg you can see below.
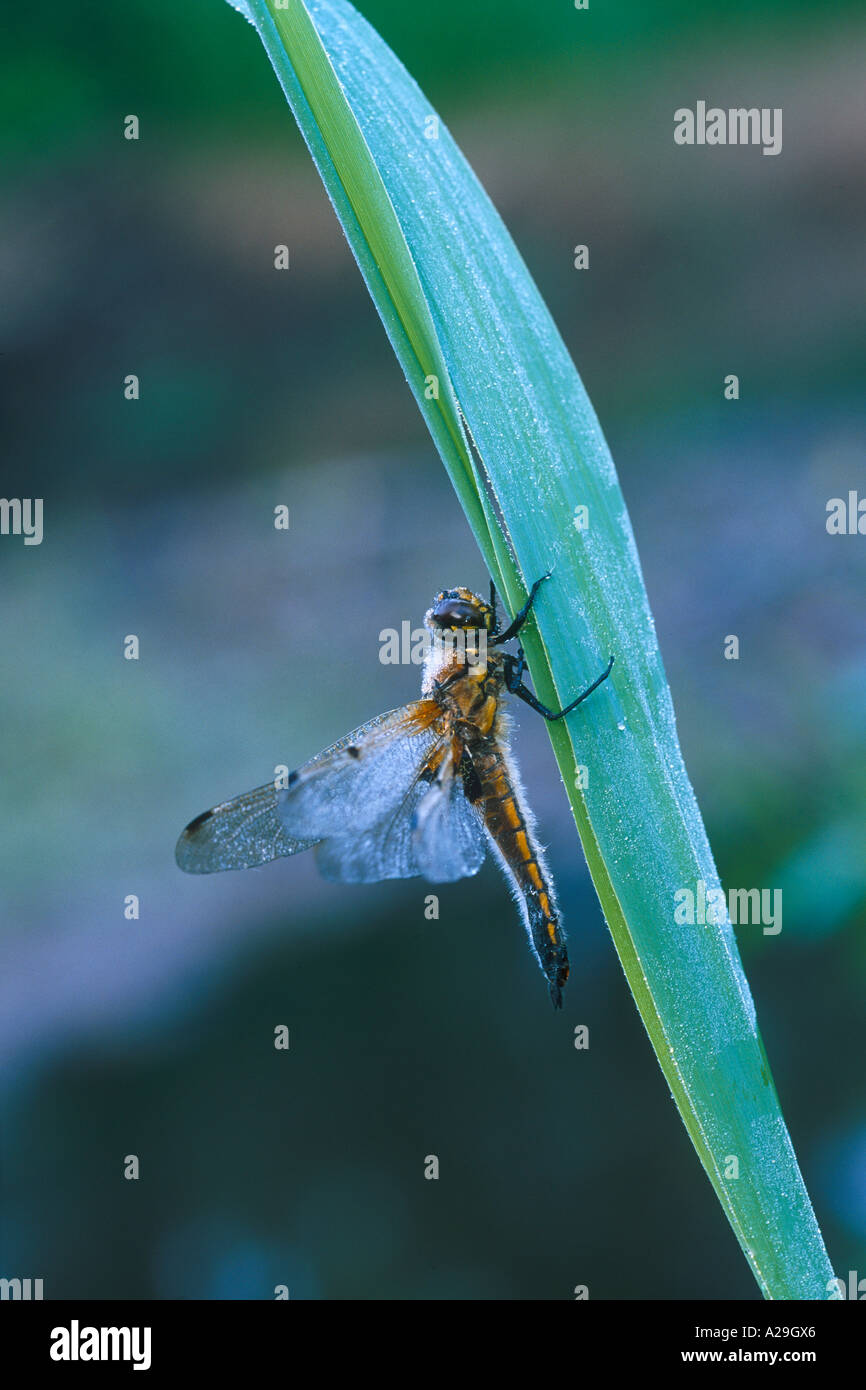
[505,653,615,721]
[493,572,551,643]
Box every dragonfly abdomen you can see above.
[470,740,569,1008]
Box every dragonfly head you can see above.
[426,588,494,633]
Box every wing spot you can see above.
[184,809,213,834]
[347,745,361,759]
[288,770,299,786]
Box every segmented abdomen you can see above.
[469,739,569,1008]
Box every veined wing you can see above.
[175,781,316,874]
[176,705,431,875]
[410,746,487,884]
[279,703,486,884]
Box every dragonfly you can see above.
[176,575,614,1007]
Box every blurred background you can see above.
[1,0,864,1299]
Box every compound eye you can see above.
[431,597,479,628]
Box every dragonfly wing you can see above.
[278,702,443,838]
[280,700,462,884]
[411,748,487,884]
[175,782,317,874]
[308,726,486,886]
[314,785,432,883]
[176,706,435,875]
[177,701,485,886]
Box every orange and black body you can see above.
[423,587,568,1006]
